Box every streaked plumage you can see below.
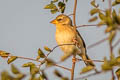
[50,14,95,66]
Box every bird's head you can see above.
[50,14,72,25]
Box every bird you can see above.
[50,14,95,66]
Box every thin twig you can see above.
[39,44,75,66]
[87,37,108,49]
[17,56,42,62]
[54,64,71,71]
[77,24,98,28]
[1,55,42,63]
[71,55,76,80]
[76,58,104,62]
[75,71,102,80]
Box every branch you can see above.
[54,64,71,71]
[39,44,75,66]
[76,58,104,62]
[71,0,77,80]
[75,71,102,80]
[87,37,108,49]
[1,55,42,63]
[77,24,98,28]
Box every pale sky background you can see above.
[0,0,120,80]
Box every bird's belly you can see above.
[55,31,76,54]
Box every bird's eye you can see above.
[57,18,62,21]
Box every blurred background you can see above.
[0,0,119,80]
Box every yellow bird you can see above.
[50,14,95,66]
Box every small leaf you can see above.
[58,1,66,13]
[38,48,45,58]
[54,69,62,78]
[22,62,35,67]
[116,68,120,80]
[51,9,59,14]
[90,0,99,8]
[61,77,69,80]
[0,50,10,58]
[30,65,39,75]
[11,64,20,74]
[16,73,25,79]
[90,8,100,16]
[108,31,116,44]
[80,66,94,74]
[44,3,57,10]
[112,0,120,6]
[99,12,106,21]
[116,56,120,63]
[88,16,98,22]
[44,46,52,52]
[101,57,112,71]
[51,0,58,3]
[7,56,17,64]
[97,21,105,26]
[112,9,120,24]
[105,26,113,32]
[46,58,55,67]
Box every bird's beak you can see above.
[50,19,57,24]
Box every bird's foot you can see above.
[72,38,78,44]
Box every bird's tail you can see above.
[79,47,95,67]
[80,53,95,66]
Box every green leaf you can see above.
[99,12,106,21]
[88,16,98,22]
[97,21,105,26]
[7,56,17,64]
[105,26,113,32]
[112,0,120,6]
[105,9,111,17]
[1,71,14,80]
[61,77,69,80]
[80,66,94,74]
[58,1,66,13]
[38,48,45,58]
[0,50,10,58]
[108,31,116,44]
[116,56,120,63]
[44,3,57,10]
[44,46,52,52]
[51,0,58,3]
[112,9,120,24]
[51,9,58,14]
[90,0,99,8]
[11,64,20,74]
[30,65,39,75]
[101,57,112,71]
[54,69,62,78]
[22,62,35,67]
[16,73,25,79]
[116,68,120,80]
[46,58,55,67]
[116,0,120,2]
[90,8,100,16]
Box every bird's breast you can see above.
[55,27,76,53]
